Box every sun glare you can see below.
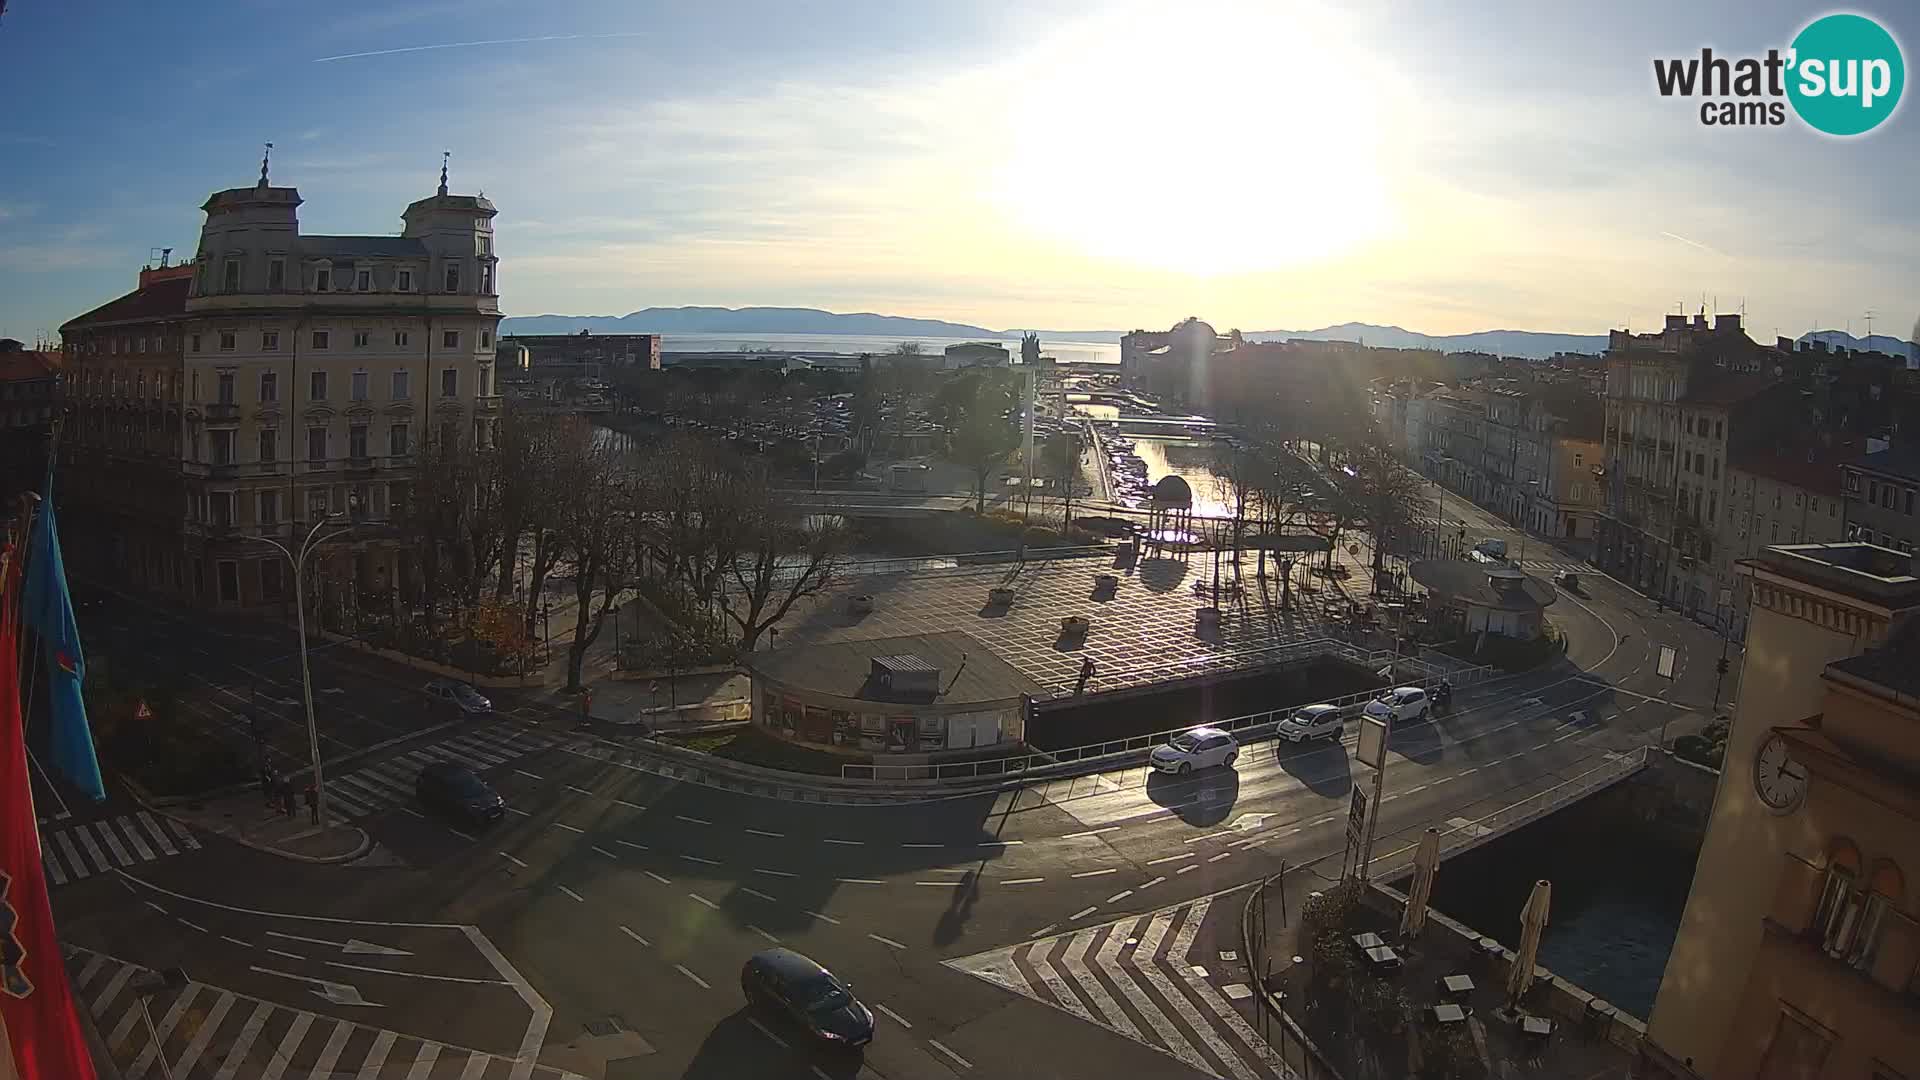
[996,1,1396,277]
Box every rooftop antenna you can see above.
[438,150,450,196]
[1864,309,1876,341]
[258,141,272,187]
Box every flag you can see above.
[0,538,100,1080]
[20,489,104,803]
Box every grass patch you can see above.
[663,726,870,776]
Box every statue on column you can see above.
[1020,331,1041,367]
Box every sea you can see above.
[658,332,1120,366]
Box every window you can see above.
[260,559,283,600]
[1572,452,1582,467]
[262,330,279,352]
[397,270,412,292]
[1907,490,1916,516]
[1771,523,1778,541]
[258,428,276,462]
[389,422,409,457]
[394,330,410,348]
[389,480,409,517]
[208,492,234,528]
[442,329,460,349]
[439,422,458,449]
[315,267,331,292]
[480,263,494,294]
[1869,480,1879,502]
[1711,458,1718,480]
[307,427,327,462]
[306,488,330,521]
[353,330,369,348]
[311,330,329,350]
[1773,492,1781,509]
[391,370,410,400]
[258,490,278,525]
[477,235,491,255]
[223,260,240,292]
[191,333,202,353]
[219,331,236,352]
[1694,456,1704,476]
[480,329,492,348]
[1756,1010,1831,1079]
[351,370,369,401]
[356,270,371,291]
[260,371,277,403]
[1794,492,1802,507]
[216,372,235,405]
[480,363,493,396]
[309,371,327,401]
[441,367,458,398]
[1809,497,1817,513]
[1884,486,1896,510]
[444,264,460,292]
[1715,419,1724,440]
[268,258,285,290]
[209,429,234,465]
[349,424,368,460]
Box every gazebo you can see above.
[1145,475,1195,556]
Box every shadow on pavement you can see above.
[1144,766,1239,826]
[681,1007,854,1080]
[1275,741,1353,797]
[1388,717,1443,764]
[932,865,984,947]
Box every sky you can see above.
[1,0,1916,344]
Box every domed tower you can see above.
[189,143,302,303]
[401,154,499,308]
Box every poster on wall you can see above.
[859,713,887,751]
[886,717,917,752]
[916,713,945,751]
[802,705,832,744]
[831,710,858,747]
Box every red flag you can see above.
[0,539,96,1079]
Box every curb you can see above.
[120,771,374,866]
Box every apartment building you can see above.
[1642,542,1920,1078]
[1841,444,1920,554]
[1716,442,1854,638]
[57,162,500,612]
[0,340,62,502]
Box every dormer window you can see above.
[445,264,460,293]
[356,269,371,291]
[315,267,332,292]
[397,269,412,292]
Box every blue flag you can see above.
[21,485,106,802]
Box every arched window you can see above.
[1846,860,1906,973]
[1814,839,1861,956]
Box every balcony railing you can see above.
[204,403,241,422]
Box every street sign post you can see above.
[1346,787,1368,848]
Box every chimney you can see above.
[1664,314,1687,331]
[1716,313,1742,333]
[1777,336,1794,351]
[1692,313,1709,329]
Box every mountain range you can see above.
[498,306,1917,363]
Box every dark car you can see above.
[414,762,504,825]
[740,948,874,1048]
[424,678,493,718]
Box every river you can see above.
[658,332,1120,366]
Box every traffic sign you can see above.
[1346,788,1369,847]
[134,700,152,721]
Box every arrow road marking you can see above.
[249,965,382,1007]
[265,931,411,957]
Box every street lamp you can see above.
[243,501,360,833]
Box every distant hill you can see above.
[501,306,998,339]
[1243,322,1608,358]
[1798,329,1919,366]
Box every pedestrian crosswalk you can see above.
[64,944,586,1080]
[42,812,200,887]
[946,899,1295,1080]
[1514,559,1589,574]
[323,724,564,820]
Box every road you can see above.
[47,499,1738,1079]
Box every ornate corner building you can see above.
[56,162,501,617]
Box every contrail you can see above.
[1658,230,1719,254]
[315,31,647,63]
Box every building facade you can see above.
[1717,443,1853,638]
[1642,542,1920,1078]
[1841,445,1920,554]
[58,165,500,613]
[0,340,62,502]
[504,331,660,378]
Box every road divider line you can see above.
[868,933,907,951]
[675,815,711,826]
[752,867,795,878]
[804,909,842,926]
[1002,878,1044,885]
[1138,876,1167,890]
[1146,853,1195,865]
[558,886,585,903]
[748,924,780,944]
[1071,868,1118,879]
[742,888,779,903]
[1069,906,1098,920]
[836,878,884,885]
[929,1039,973,1070]
[1028,925,1057,939]
[900,842,943,849]
[399,808,425,820]
[674,964,710,990]
[1062,827,1119,839]
[614,799,647,810]
[220,934,249,948]
[874,1002,913,1029]
[499,852,528,869]
[689,893,719,911]
[680,855,720,866]
[617,840,649,851]
[266,948,303,961]
[592,846,618,859]
[619,926,651,947]
[1177,865,1199,875]
[504,807,531,817]
[1107,890,1134,903]
[977,839,1023,846]
[565,784,594,795]
[513,769,543,780]
[914,881,964,887]
[324,961,508,985]
[448,828,474,841]
[744,828,784,838]
[551,823,585,834]
[645,871,671,886]
[748,1017,786,1048]
[821,838,863,846]
[813,1066,834,1080]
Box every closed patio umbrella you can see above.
[1399,827,1442,940]
[1506,878,1552,1011]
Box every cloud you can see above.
[314,31,652,64]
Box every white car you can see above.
[1363,687,1430,724]
[1149,727,1239,774]
[425,679,493,717]
[1275,704,1345,743]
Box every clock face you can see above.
[1753,734,1808,813]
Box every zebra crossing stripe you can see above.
[459,1051,493,1079]
[129,982,200,1078]
[165,817,200,851]
[170,988,236,1077]
[72,823,108,870]
[54,831,87,879]
[93,822,132,866]
[43,851,66,886]
[117,818,156,862]
[257,1011,313,1080]
[311,1019,355,1079]
[93,964,136,1018]
[75,953,107,989]
[138,812,178,856]
[405,1041,443,1079]
[1061,925,1141,1041]
[359,1029,399,1077]
[210,999,272,1080]
[1105,916,1210,1073]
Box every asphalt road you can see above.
[47,503,1739,1079]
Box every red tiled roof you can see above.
[1730,440,1860,496]
[0,350,60,382]
[60,274,191,331]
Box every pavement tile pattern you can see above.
[65,944,585,1080]
[947,897,1296,1080]
[43,812,201,887]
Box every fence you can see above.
[840,646,1499,782]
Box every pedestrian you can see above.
[578,689,593,726]
[275,779,294,818]
[303,783,318,826]
[259,763,275,804]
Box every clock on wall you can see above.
[1753,733,1809,813]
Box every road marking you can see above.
[742,888,779,903]
[1028,924,1058,938]
[748,1016,787,1048]
[1177,864,1199,874]
[752,867,795,877]
[1071,868,1117,879]
[1138,876,1167,890]
[559,886,585,903]
[688,893,719,911]
[1062,827,1119,839]
[744,828,784,838]
[143,900,166,914]
[620,925,652,947]
[929,1038,973,1069]
[1107,890,1134,903]
[813,1067,835,1080]
[592,845,619,859]
[1209,852,1235,863]
[821,837,863,846]
[681,854,721,866]
[1555,730,1582,742]
[868,933,908,950]
[748,924,780,944]
[220,934,250,948]
[674,964,710,989]
[499,852,528,869]
[645,870,673,885]
[976,839,1023,846]
[1146,852,1196,865]
[325,960,511,986]
[836,877,883,884]
[551,822,585,834]
[614,798,647,810]
[804,909,842,925]
[448,828,474,841]
[399,808,425,820]
[565,784,594,795]
[914,880,965,887]
[267,948,304,961]
[1069,906,1098,920]
[505,807,531,817]
[1531,741,1551,751]
[901,842,944,848]
[1404,784,1428,795]
[1002,877,1045,885]
[617,840,649,852]
[675,815,711,826]
[514,769,543,780]
[874,1002,913,1029]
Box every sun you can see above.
[994,1,1397,277]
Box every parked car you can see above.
[740,948,875,1048]
[414,762,504,825]
[1474,538,1508,559]
[1275,704,1345,743]
[425,679,493,717]
[1150,726,1239,774]
[1555,571,1580,592]
[1363,686,1430,724]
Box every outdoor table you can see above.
[1428,1003,1468,1024]
[1362,945,1402,971]
[1351,932,1386,951]
[1521,1014,1554,1041]
[1440,973,1475,999]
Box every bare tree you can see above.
[398,425,479,638]
[1042,428,1085,529]
[552,434,636,691]
[713,464,847,650]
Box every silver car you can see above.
[425,679,493,718]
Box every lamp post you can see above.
[244,504,360,834]
[131,966,189,1080]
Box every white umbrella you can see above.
[1507,878,1552,1011]
[1399,827,1442,940]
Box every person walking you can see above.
[303,783,318,826]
